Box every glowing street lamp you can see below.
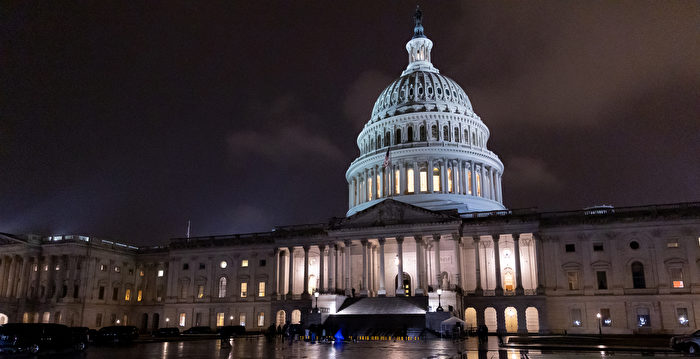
[436,288,444,312]
[116,319,121,325]
[165,317,170,327]
[596,313,602,336]
[314,291,320,313]
[229,315,234,326]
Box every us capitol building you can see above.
[1,10,698,336]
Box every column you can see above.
[16,256,30,299]
[328,245,335,293]
[0,256,7,297]
[513,234,524,295]
[302,245,310,298]
[496,306,506,335]
[453,233,462,290]
[533,233,546,294]
[395,236,405,296]
[473,237,483,295]
[287,247,294,298]
[492,235,503,296]
[272,248,280,297]
[427,159,434,193]
[433,234,441,289]
[480,165,485,197]
[470,162,477,196]
[319,245,326,293]
[344,240,352,296]
[378,238,387,296]
[372,168,378,200]
[334,244,341,293]
[413,161,419,193]
[490,167,496,200]
[5,256,17,297]
[517,306,528,334]
[440,160,447,193]
[414,236,424,295]
[360,240,368,296]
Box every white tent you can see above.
[440,316,466,337]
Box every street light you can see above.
[314,291,320,313]
[436,288,444,312]
[229,315,234,326]
[596,313,602,336]
[116,319,121,325]
[165,317,170,327]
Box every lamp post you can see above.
[116,319,121,325]
[596,313,602,337]
[314,291,320,313]
[229,315,234,326]
[436,288,444,312]
[165,318,169,327]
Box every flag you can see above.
[382,148,391,168]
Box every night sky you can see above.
[2,2,698,245]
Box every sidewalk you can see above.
[502,334,674,352]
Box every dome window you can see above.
[446,89,451,97]
[437,88,442,95]
[428,87,433,95]
[409,88,414,97]
[418,87,424,95]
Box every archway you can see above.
[152,313,160,330]
[440,271,450,289]
[505,307,518,333]
[484,308,497,333]
[526,307,539,333]
[141,313,148,333]
[394,272,411,296]
[276,310,286,327]
[464,308,477,330]
[0,313,7,325]
[291,310,301,325]
[503,271,514,292]
[308,275,317,294]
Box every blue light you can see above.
[334,329,344,341]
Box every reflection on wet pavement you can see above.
[23,336,683,359]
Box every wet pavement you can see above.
[1,336,687,358]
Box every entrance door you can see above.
[394,272,411,296]
[152,313,160,331]
[141,313,148,333]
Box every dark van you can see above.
[0,323,88,354]
[95,325,139,344]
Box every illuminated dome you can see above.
[346,7,505,216]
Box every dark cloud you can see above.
[1,1,697,245]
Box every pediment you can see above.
[334,199,458,229]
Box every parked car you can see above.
[0,323,87,354]
[182,326,214,335]
[70,326,91,344]
[95,325,139,344]
[671,330,700,354]
[152,327,180,337]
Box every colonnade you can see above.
[269,231,542,300]
[349,158,503,207]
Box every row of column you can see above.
[349,159,503,207]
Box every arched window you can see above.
[291,309,301,325]
[377,135,382,149]
[443,126,449,141]
[420,126,427,141]
[384,132,391,147]
[407,126,414,142]
[631,262,646,289]
[454,128,460,142]
[431,125,438,140]
[433,167,441,192]
[218,277,227,298]
[464,130,468,143]
[395,129,402,144]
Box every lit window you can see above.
[157,269,164,277]
[258,282,265,297]
[670,267,684,288]
[197,285,204,299]
[43,264,49,272]
[99,264,106,271]
[571,308,582,327]
[239,313,246,326]
[394,169,400,194]
[220,261,227,269]
[32,264,38,272]
[179,313,186,327]
[241,282,248,298]
[637,307,650,327]
[137,290,142,302]
[467,171,473,195]
[376,173,381,198]
[114,266,120,273]
[407,168,415,193]
[216,313,225,327]
[241,260,248,268]
[667,240,679,248]
[454,168,459,193]
[567,271,579,290]
[600,308,612,327]
[419,169,428,192]
[42,312,50,323]
[476,173,482,196]
[368,176,373,200]
[678,308,689,326]
[257,312,265,327]
[218,277,227,298]
[55,264,60,271]
[139,270,145,277]
[447,168,453,193]
[432,167,440,192]
[124,289,131,301]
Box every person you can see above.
[351,287,356,297]
[220,326,232,349]
[477,325,488,345]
